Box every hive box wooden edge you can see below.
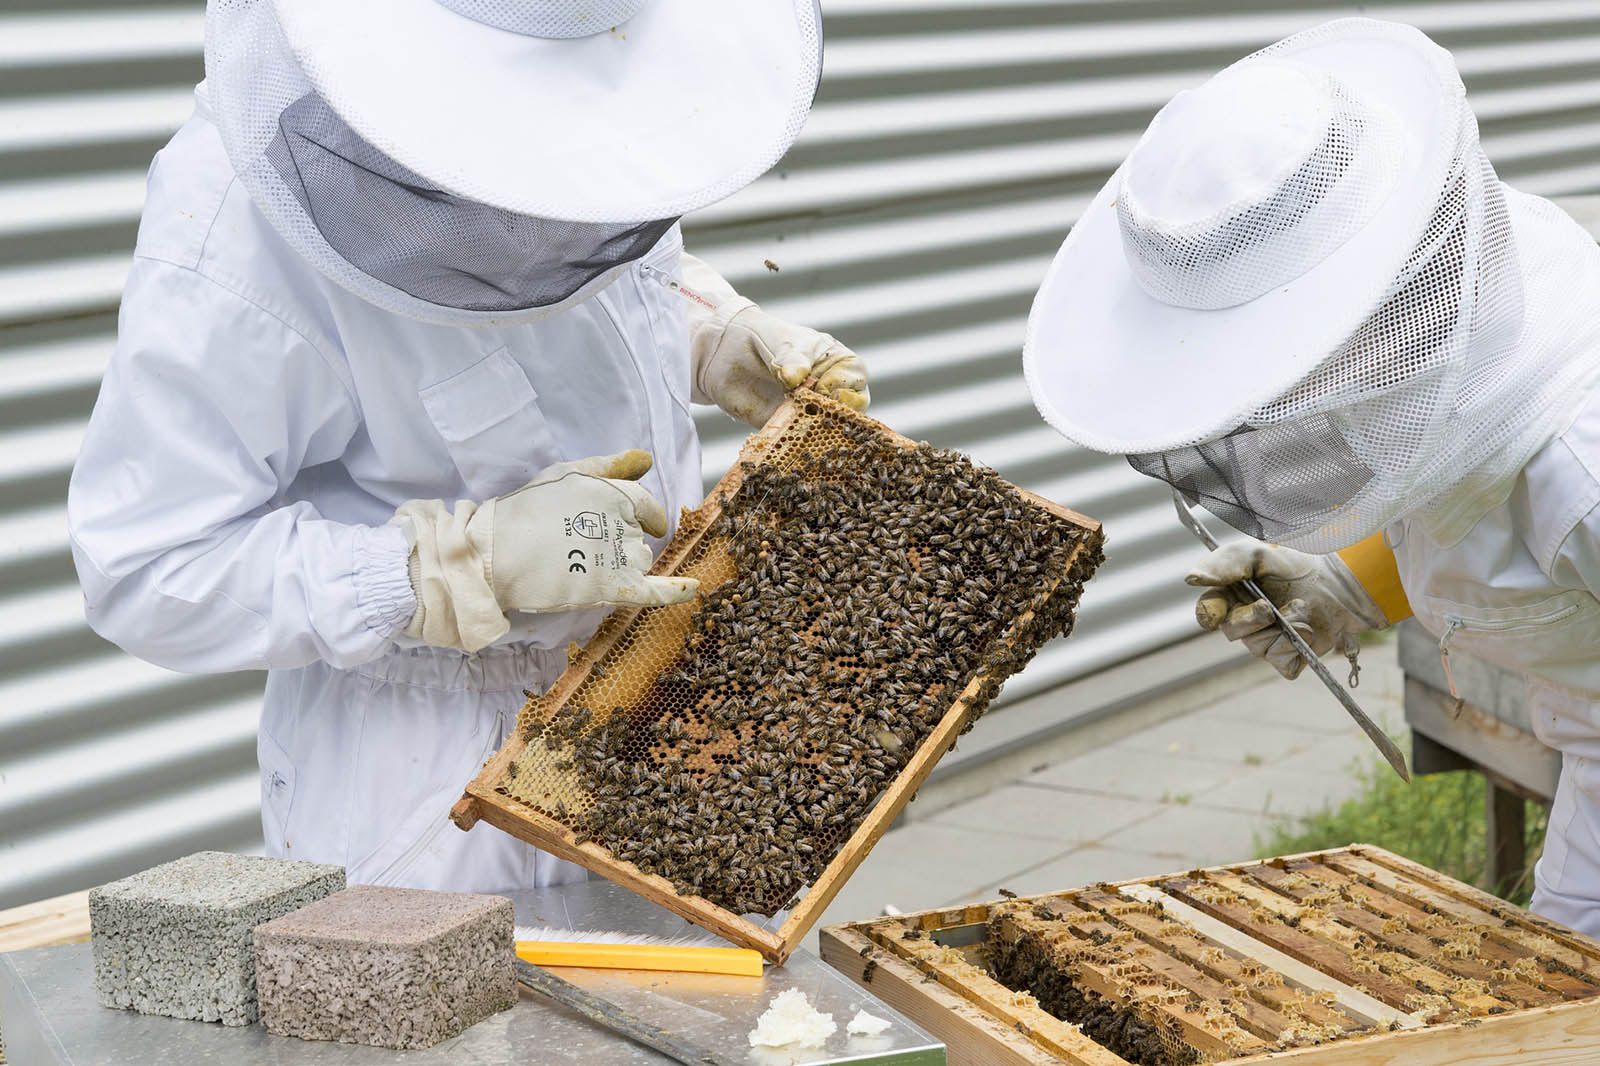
[820,845,1600,1066]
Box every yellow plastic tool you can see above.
[515,940,764,977]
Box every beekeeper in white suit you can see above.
[1025,18,1600,936]
[66,0,867,894]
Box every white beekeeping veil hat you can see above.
[203,0,822,325]
[1024,18,1600,552]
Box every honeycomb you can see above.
[496,393,1103,917]
[989,902,1245,1065]
[974,852,1600,1066]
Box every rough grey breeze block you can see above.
[90,851,346,1026]
[254,884,516,1049]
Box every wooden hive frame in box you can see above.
[452,390,1103,964]
[820,845,1600,1066]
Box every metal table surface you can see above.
[0,879,943,1066]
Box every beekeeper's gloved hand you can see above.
[1186,542,1386,680]
[392,450,699,654]
[678,252,869,427]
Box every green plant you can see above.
[1255,751,1548,905]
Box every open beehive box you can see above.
[821,845,1600,1065]
[452,390,1103,963]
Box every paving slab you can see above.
[1190,765,1371,820]
[1206,682,1378,736]
[1209,640,1405,734]
[928,784,1163,846]
[1109,710,1316,765]
[954,845,1180,904]
[1271,730,1392,781]
[1025,748,1239,803]
[816,821,1068,931]
[1093,801,1265,868]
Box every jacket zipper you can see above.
[641,259,714,312]
[639,261,674,288]
[1436,602,1581,700]
[371,705,511,885]
[1437,619,1464,701]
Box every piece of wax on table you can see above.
[847,1009,892,1036]
[748,988,838,1048]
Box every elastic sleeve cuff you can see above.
[353,523,418,637]
[1335,532,1413,626]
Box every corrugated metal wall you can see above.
[5,0,1600,908]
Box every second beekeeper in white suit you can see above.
[66,0,867,893]
[1024,19,1600,936]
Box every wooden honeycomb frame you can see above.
[820,845,1600,1066]
[451,391,1103,964]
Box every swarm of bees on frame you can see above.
[509,409,1102,916]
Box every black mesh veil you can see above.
[266,93,678,314]
[1127,417,1373,541]
[1125,174,1485,545]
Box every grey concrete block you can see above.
[254,885,516,1050]
[90,851,345,1026]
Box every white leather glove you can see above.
[392,450,699,654]
[678,252,869,427]
[1186,542,1387,680]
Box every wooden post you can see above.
[1487,778,1529,899]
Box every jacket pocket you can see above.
[258,729,297,857]
[419,347,560,498]
[1426,590,1600,699]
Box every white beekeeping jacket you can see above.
[1394,383,1600,937]
[65,91,703,891]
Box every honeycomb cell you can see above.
[497,396,1103,917]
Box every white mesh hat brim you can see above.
[1024,20,1463,455]
[269,0,821,224]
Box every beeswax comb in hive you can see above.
[822,844,1600,1066]
[452,389,1104,964]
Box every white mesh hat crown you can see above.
[1116,62,1402,311]
[437,0,648,37]
[1025,18,1600,551]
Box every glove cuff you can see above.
[403,545,425,639]
[1323,551,1391,631]
[392,498,509,653]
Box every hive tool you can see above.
[1171,489,1411,783]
